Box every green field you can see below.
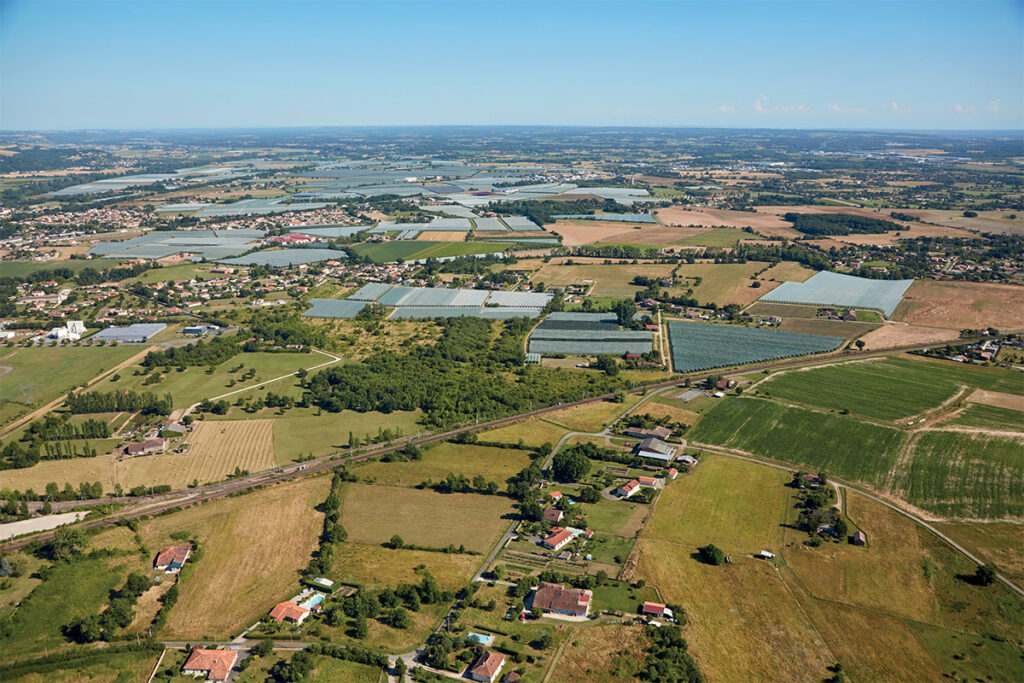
[0,345,141,426]
[689,397,905,486]
[947,403,1024,431]
[130,262,218,284]
[755,356,1023,421]
[356,442,532,488]
[0,258,125,279]
[237,654,381,683]
[104,351,325,410]
[901,431,1023,518]
[270,409,425,463]
[1,645,162,682]
[675,227,756,247]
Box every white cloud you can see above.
[754,99,767,113]
[828,103,867,113]
[954,104,964,113]
[985,99,1000,113]
[719,105,735,113]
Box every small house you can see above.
[548,491,563,503]
[269,601,310,625]
[853,531,867,546]
[614,479,641,498]
[641,601,674,619]
[841,310,858,322]
[467,651,506,683]
[667,467,679,479]
[181,648,238,682]
[542,508,564,523]
[541,527,575,551]
[154,545,191,573]
[637,476,658,488]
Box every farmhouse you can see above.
[541,526,575,551]
[531,581,593,617]
[181,648,238,681]
[853,531,867,546]
[126,438,166,456]
[641,601,674,619]
[614,479,641,498]
[634,438,676,462]
[154,545,191,573]
[467,650,506,683]
[624,425,672,440]
[269,600,310,624]
[542,508,564,523]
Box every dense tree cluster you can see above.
[25,415,110,441]
[639,624,704,682]
[143,335,240,368]
[784,212,902,236]
[488,197,629,226]
[66,390,172,415]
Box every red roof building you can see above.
[154,545,191,572]
[182,648,238,681]
[542,508,564,523]
[531,582,592,617]
[541,526,575,551]
[614,479,641,498]
[467,650,506,682]
[269,601,310,624]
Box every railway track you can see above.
[0,339,979,552]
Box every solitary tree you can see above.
[697,544,725,566]
[976,564,997,586]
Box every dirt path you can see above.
[0,345,156,438]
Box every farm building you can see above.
[154,545,191,573]
[541,527,575,551]
[126,438,166,456]
[467,650,506,683]
[181,648,238,682]
[614,479,641,498]
[183,324,221,336]
[625,425,672,440]
[635,438,676,462]
[542,508,564,523]
[853,531,867,546]
[677,454,698,467]
[91,323,167,343]
[269,601,310,624]
[530,582,593,617]
[641,601,674,619]
[303,577,338,593]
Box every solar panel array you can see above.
[302,298,369,319]
[667,321,844,372]
[528,312,653,356]
[758,271,914,317]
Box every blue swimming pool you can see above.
[467,632,494,644]
[300,594,325,610]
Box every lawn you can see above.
[689,397,906,488]
[356,442,532,488]
[585,533,636,566]
[589,579,659,614]
[643,455,791,554]
[149,475,331,639]
[546,395,642,432]
[580,497,649,537]
[104,351,325,411]
[339,483,514,552]
[0,558,127,659]
[756,356,1024,421]
[0,345,142,427]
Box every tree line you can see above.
[66,390,172,415]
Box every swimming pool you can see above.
[467,632,494,645]
[300,593,326,610]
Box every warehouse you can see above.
[91,323,167,343]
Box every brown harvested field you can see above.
[153,475,330,639]
[172,418,277,481]
[857,324,960,350]
[899,209,1024,235]
[756,205,979,244]
[932,521,1024,587]
[967,390,1024,411]
[598,225,709,246]
[892,280,1024,330]
[637,399,700,425]
[656,206,797,234]
[553,624,648,682]
[339,483,514,552]
[547,219,648,246]
[530,260,675,298]
[416,231,466,241]
[778,317,879,339]
[634,542,833,682]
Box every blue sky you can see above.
[1,0,1021,130]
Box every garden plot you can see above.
[668,321,843,372]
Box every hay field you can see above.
[553,625,648,682]
[546,395,643,432]
[671,262,771,306]
[899,209,1024,235]
[356,442,532,488]
[932,522,1024,586]
[339,483,514,552]
[757,261,816,283]
[892,280,1024,330]
[529,261,675,297]
[331,542,479,590]
[478,417,568,448]
[643,455,791,553]
[657,206,798,234]
[174,419,277,480]
[857,323,960,349]
[417,230,466,241]
[153,475,330,639]
[269,409,425,463]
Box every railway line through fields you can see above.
[0,338,984,553]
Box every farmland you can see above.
[946,402,1024,431]
[667,320,843,372]
[0,345,142,427]
[552,625,648,682]
[338,483,514,552]
[892,279,1024,330]
[755,355,1024,421]
[545,395,643,432]
[266,408,425,462]
[478,417,568,447]
[350,240,512,264]
[355,442,533,488]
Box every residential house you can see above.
[154,545,191,573]
[641,601,674,619]
[502,673,521,683]
[666,467,679,480]
[634,438,676,462]
[181,648,238,681]
[467,651,506,683]
[531,582,593,617]
[269,601,310,625]
[614,479,641,498]
[541,527,575,551]
[637,476,658,488]
[542,508,564,523]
